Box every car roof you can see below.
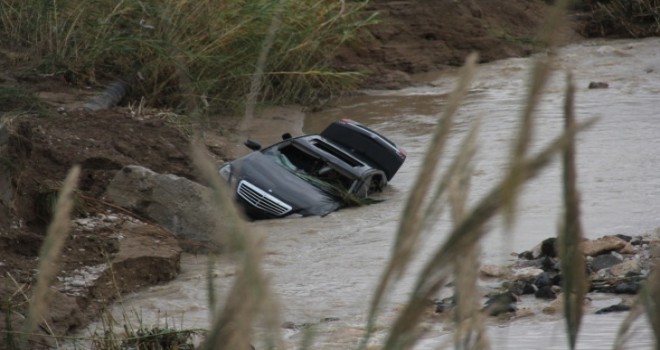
[265,135,375,178]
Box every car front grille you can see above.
[237,180,292,217]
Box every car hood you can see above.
[231,152,342,217]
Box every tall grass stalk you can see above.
[241,0,286,136]
[502,0,571,228]
[360,52,479,349]
[613,297,646,349]
[190,144,283,350]
[19,165,80,349]
[448,120,489,350]
[558,72,588,350]
[642,266,660,348]
[614,256,660,349]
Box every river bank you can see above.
[0,1,656,348]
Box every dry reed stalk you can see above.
[502,0,571,228]
[642,266,660,348]
[558,72,587,350]
[241,0,286,136]
[614,261,660,349]
[19,165,80,348]
[360,53,479,348]
[449,120,490,350]
[189,144,283,350]
[613,298,645,349]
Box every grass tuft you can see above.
[0,0,374,113]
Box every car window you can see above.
[310,139,362,167]
[264,144,356,193]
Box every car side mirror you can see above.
[244,139,262,151]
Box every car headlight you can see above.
[219,163,231,179]
[218,163,238,189]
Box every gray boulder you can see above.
[104,165,223,247]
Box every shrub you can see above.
[0,0,375,113]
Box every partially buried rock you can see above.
[483,291,518,316]
[589,252,623,273]
[581,235,628,256]
[596,302,630,314]
[588,81,609,89]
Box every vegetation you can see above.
[579,0,660,37]
[0,0,375,113]
[0,87,47,115]
[2,0,660,349]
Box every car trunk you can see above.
[320,119,406,180]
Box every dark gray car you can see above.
[218,119,406,220]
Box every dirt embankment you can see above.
[334,0,580,89]
[0,0,593,346]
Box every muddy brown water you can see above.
[80,38,660,349]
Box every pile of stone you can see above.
[435,233,660,317]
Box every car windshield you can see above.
[263,143,356,194]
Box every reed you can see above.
[558,72,588,350]
[588,0,660,37]
[0,0,373,113]
[190,143,283,350]
[19,165,80,349]
[3,1,658,349]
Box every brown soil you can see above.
[0,0,592,347]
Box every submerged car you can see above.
[218,119,406,220]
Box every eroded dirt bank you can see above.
[0,0,629,347]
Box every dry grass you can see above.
[0,0,373,113]
[19,165,80,349]
[588,0,660,37]
[3,1,659,349]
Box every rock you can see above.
[434,296,455,313]
[483,291,518,316]
[619,242,636,254]
[596,303,630,314]
[616,234,632,242]
[542,296,563,315]
[541,237,558,258]
[88,219,182,299]
[104,165,224,247]
[480,264,508,278]
[505,280,536,295]
[518,250,534,260]
[541,256,559,271]
[514,308,535,318]
[590,253,623,272]
[535,285,559,300]
[533,272,554,289]
[512,267,544,280]
[609,260,641,278]
[614,282,640,295]
[581,236,628,256]
[588,81,609,89]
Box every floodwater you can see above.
[85,38,660,349]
